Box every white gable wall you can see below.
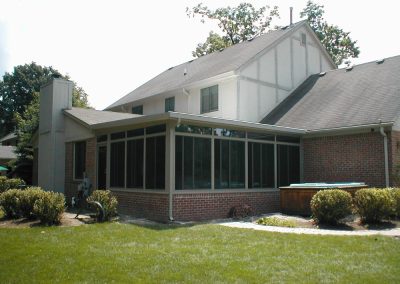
[238,25,334,122]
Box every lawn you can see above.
[0,222,399,283]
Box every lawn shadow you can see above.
[317,222,356,231]
[363,221,397,230]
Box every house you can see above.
[33,21,400,221]
[0,133,17,175]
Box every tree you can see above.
[187,3,279,57]
[300,1,360,66]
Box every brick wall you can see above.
[303,132,387,187]
[65,138,96,203]
[112,191,169,222]
[390,131,400,186]
[173,191,280,221]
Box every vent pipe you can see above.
[290,7,293,26]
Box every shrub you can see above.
[18,187,46,219]
[354,188,394,223]
[310,189,353,224]
[0,189,22,218]
[87,190,118,221]
[33,191,65,225]
[0,177,25,193]
[256,217,296,227]
[229,204,254,219]
[391,188,400,218]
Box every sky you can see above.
[0,0,399,110]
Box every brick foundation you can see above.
[173,191,280,221]
[390,131,400,186]
[112,191,169,222]
[303,132,388,187]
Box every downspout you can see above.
[379,123,390,187]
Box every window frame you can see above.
[200,85,218,114]
[73,141,86,181]
[132,105,143,115]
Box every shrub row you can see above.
[0,187,65,225]
[311,188,400,224]
[0,176,25,193]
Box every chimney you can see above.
[38,78,74,192]
[290,7,293,26]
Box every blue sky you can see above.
[1,0,399,109]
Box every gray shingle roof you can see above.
[0,132,16,143]
[0,146,16,160]
[106,21,308,110]
[261,55,400,131]
[64,108,141,127]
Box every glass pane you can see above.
[127,128,144,138]
[183,136,194,189]
[146,136,165,189]
[214,128,245,138]
[194,137,211,189]
[127,139,144,188]
[175,125,212,135]
[96,135,107,142]
[278,145,299,187]
[215,139,230,189]
[229,140,245,188]
[74,141,86,179]
[110,141,125,187]
[276,135,300,143]
[261,143,275,188]
[110,131,125,140]
[132,105,143,115]
[210,85,218,111]
[165,97,175,112]
[247,132,275,141]
[201,91,210,113]
[175,136,183,190]
[146,124,166,135]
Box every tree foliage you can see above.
[300,1,360,66]
[187,3,279,57]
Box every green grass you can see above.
[256,216,296,227]
[0,223,399,283]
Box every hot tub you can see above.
[279,182,368,216]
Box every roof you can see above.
[0,146,17,160]
[261,55,400,131]
[0,132,17,143]
[64,108,142,127]
[106,21,315,110]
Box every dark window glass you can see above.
[132,105,143,115]
[214,128,245,138]
[145,136,165,189]
[165,97,175,112]
[146,124,166,135]
[74,141,86,180]
[110,141,125,187]
[97,135,107,142]
[127,128,144,138]
[278,145,300,187]
[276,136,300,143]
[111,131,125,140]
[126,139,144,188]
[201,85,218,113]
[248,142,275,188]
[175,124,212,135]
[248,132,275,141]
[175,136,211,190]
[215,139,245,189]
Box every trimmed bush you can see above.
[0,177,25,193]
[391,188,400,218]
[87,190,118,221]
[18,187,46,219]
[310,189,353,224]
[256,217,296,227]
[0,189,22,218]
[354,188,394,223]
[229,204,254,219]
[33,191,65,225]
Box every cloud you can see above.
[0,22,9,76]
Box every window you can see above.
[175,136,211,190]
[301,33,306,46]
[248,142,275,188]
[215,139,245,189]
[110,141,125,187]
[201,85,218,113]
[127,139,144,188]
[165,97,175,112]
[74,141,86,180]
[145,136,165,189]
[132,105,143,115]
[277,145,300,187]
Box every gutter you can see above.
[379,122,390,187]
[305,122,394,135]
